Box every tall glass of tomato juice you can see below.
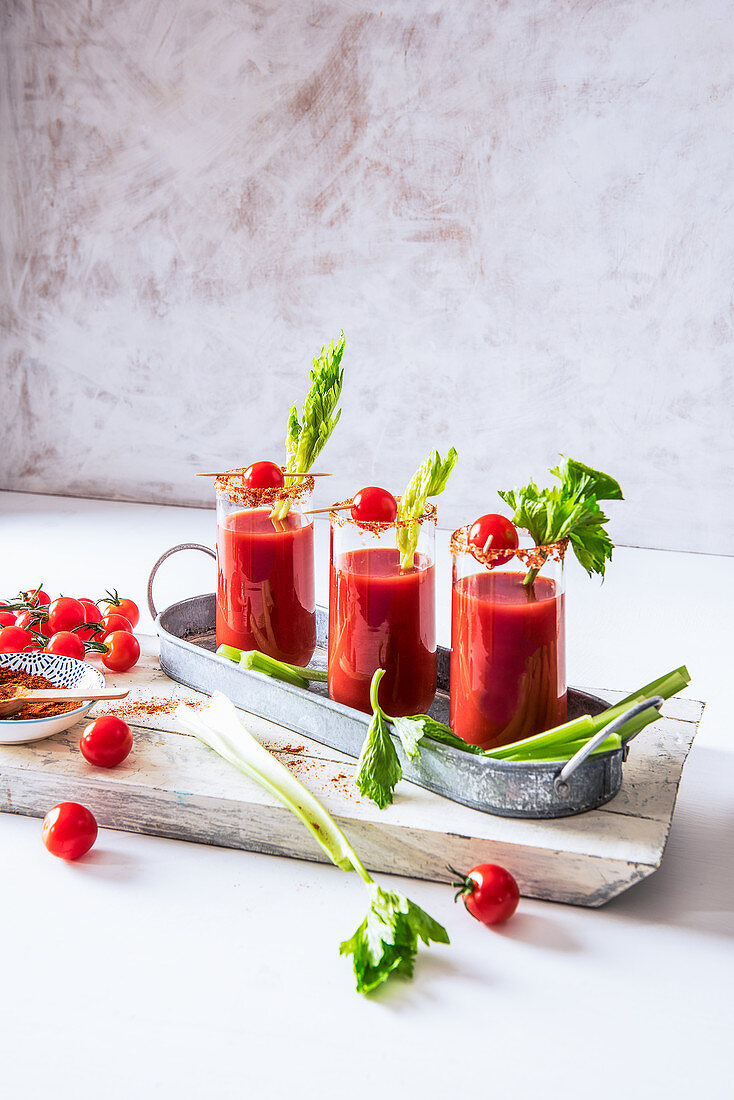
[328,501,437,717]
[450,530,567,750]
[215,472,316,666]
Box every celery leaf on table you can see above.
[396,446,458,570]
[340,884,450,994]
[177,691,448,995]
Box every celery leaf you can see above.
[340,883,450,994]
[355,705,402,809]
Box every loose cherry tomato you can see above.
[101,631,140,672]
[77,600,104,641]
[47,596,86,635]
[467,514,519,568]
[80,716,133,767]
[452,863,520,925]
[99,591,140,629]
[0,611,17,628]
[0,625,34,653]
[242,460,285,490]
[42,802,98,860]
[351,486,398,524]
[99,613,134,640]
[44,631,86,660]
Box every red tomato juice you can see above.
[216,508,316,666]
[450,571,566,749]
[328,547,436,717]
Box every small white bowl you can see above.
[0,652,106,744]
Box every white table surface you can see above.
[0,490,731,1099]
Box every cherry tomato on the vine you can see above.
[100,592,140,629]
[451,863,520,925]
[351,486,398,524]
[242,461,285,491]
[80,716,133,768]
[99,613,134,640]
[42,803,98,860]
[467,514,519,568]
[101,631,140,673]
[15,610,50,637]
[0,625,34,653]
[20,586,51,608]
[44,631,86,660]
[0,611,17,628]
[47,597,86,635]
[77,600,104,642]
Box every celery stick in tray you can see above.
[178,692,449,994]
[271,333,346,521]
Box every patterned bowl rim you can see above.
[0,653,106,725]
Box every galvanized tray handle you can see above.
[554,695,665,798]
[147,543,216,619]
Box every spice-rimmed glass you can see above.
[328,501,437,717]
[215,471,316,666]
[450,531,567,749]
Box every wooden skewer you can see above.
[196,471,332,478]
[302,504,353,516]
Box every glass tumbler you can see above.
[215,472,316,666]
[450,531,567,749]
[328,501,437,717]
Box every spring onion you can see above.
[177,692,449,994]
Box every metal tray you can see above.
[147,544,656,819]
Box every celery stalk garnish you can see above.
[499,457,623,587]
[271,334,346,522]
[353,667,689,801]
[216,644,328,687]
[178,692,449,994]
[396,447,458,571]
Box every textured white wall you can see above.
[1,0,732,552]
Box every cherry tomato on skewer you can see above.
[42,803,98,861]
[451,863,520,925]
[467,514,519,568]
[351,486,398,524]
[242,461,285,491]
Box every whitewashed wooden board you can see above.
[0,636,702,907]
